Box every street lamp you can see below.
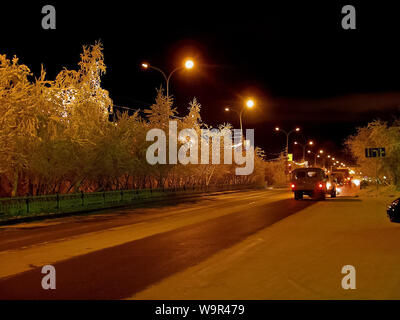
[185,60,194,69]
[141,59,194,97]
[316,154,326,169]
[307,149,324,167]
[275,127,300,160]
[294,140,313,162]
[246,99,255,108]
[224,98,255,136]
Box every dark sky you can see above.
[1,1,400,162]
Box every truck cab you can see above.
[290,167,336,200]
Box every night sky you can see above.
[2,1,400,162]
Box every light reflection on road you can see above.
[337,184,359,197]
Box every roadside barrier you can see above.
[0,184,260,221]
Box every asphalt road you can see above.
[0,188,316,299]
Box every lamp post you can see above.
[224,98,255,137]
[307,149,324,167]
[329,158,338,172]
[141,59,194,97]
[326,155,331,171]
[294,140,314,163]
[275,127,301,159]
[275,127,300,181]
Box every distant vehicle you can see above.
[330,172,345,185]
[387,198,400,223]
[290,167,336,200]
[332,168,352,185]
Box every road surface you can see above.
[0,188,313,299]
[1,186,396,300]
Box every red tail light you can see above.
[318,183,323,189]
[291,184,295,189]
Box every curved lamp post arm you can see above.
[239,107,245,137]
[285,129,300,157]
[149,66,168,86]
[287,128,297,138]
[148,65,183,97]
[279,129,288,136]
[306,150,318,166]
[166,66,184,97]
[276,129,288,156]
[225,107,243,135]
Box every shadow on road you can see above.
[0,197,315,299]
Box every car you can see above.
[332,168,352,185]
[290,167,336,200]
[387,198,400,223]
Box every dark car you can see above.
[387,198,400,223]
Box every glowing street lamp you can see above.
[246,99,255,108]
[294,140,314,162]
[224,98,256,136]
[141,58,195,97]
[275,127,301,160]
[308,149,324,167]
[185,59,194,69]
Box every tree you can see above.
[345,120,400,188]
[0,43,267,197]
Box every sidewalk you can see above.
[132,186,400,300]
